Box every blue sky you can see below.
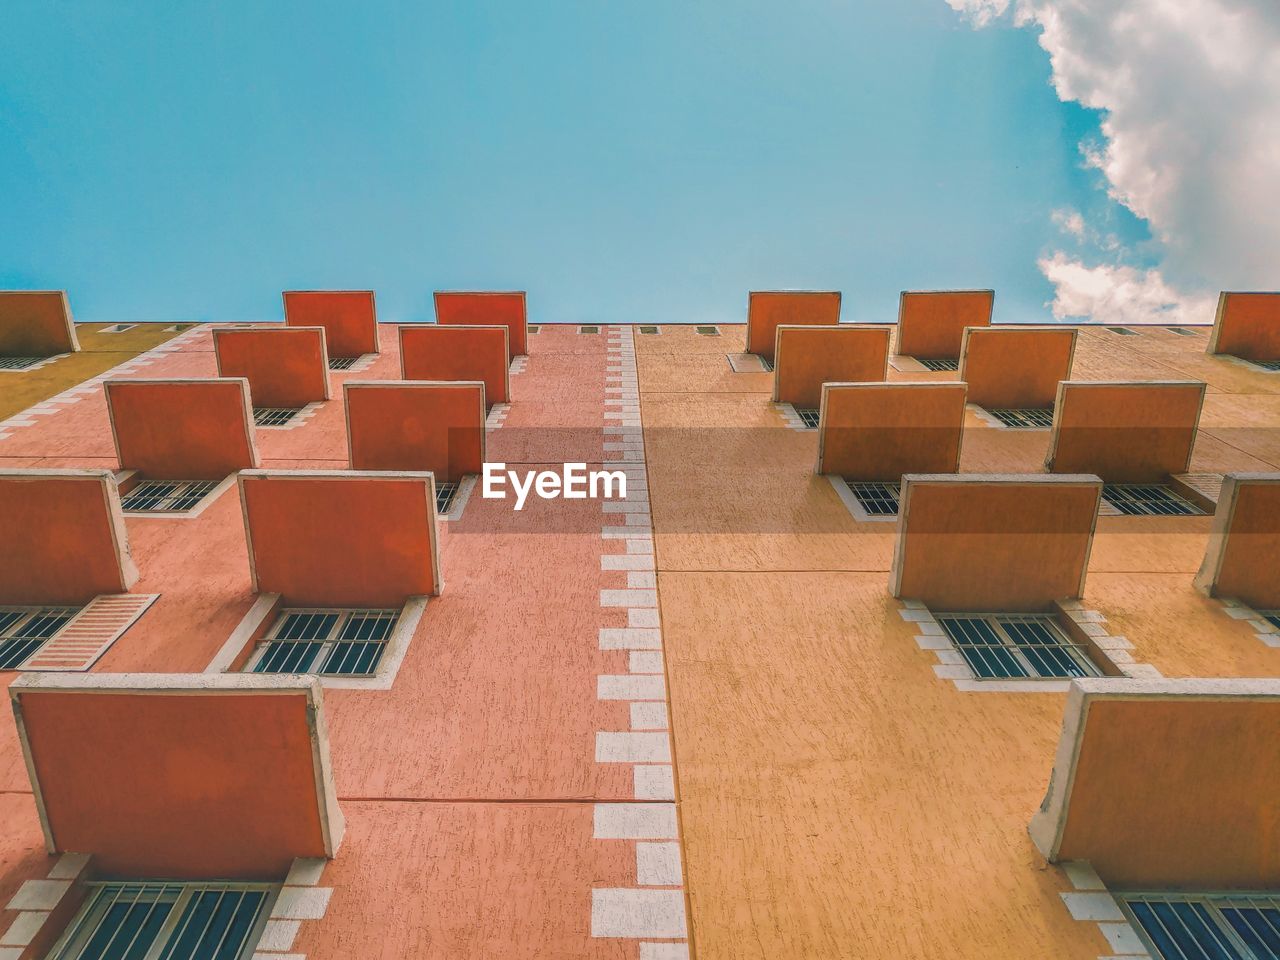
[0,1,1139,325]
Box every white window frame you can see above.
[1119,890,1280,960]
[118,474,236,519]
[45,880,277,960]
[933,612,1102,682]
[0,606,79,670]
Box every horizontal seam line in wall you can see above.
[335,796,677,805]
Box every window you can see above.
[48,881,274,960]
[328,356,360,370]
[1107,326,1137,336]
[919,358,958,371]
[796,408,820,429]
[1255,360,1280,372]
[1262,612,1280,632]
[435,481,458,514]
[845,481,900,517]
[1168,327,1199,337]
[1122,893,1280,960]
[989,408,1054,428]
[121,480,220,514]
[1102,483,1205,516]
[0,607,77,669]
[0,357,44,371]
[253,407,301,427]
[527,324,540,334]
[578,325,600,334]
[101,324,138,334]
[759,356,774,372]
[935,613,1100,680]
[249,608,400,676]
[638,325,660,335]
[695,326,719,336]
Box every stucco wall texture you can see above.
[0,318,1276,958]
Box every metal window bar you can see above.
[1122,892,1280,960]
[252,407,300,427]
[919,358,958,371]
[250,608,399,677]
[796,408,821,429]
[936,613,1100,680]
[695,326,720,336]
[989,408,1054,428]
[0,606,77,669]
[435,482,457,514]
[847,481,900,517]
[328,356,359,370]
[47,881,275,960]
[1256,360,1280,372]
[1102,484,1205,517]
[0,356,44,370]
[121,480,220,514]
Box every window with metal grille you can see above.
[328,356,359,370]
[1107,326,1137,336]
[1102,483,1205,516]
[935,613,1100,680]
[1168,327,1199,337]
[527,324,540,334]
[796,408,820,429]
[578,325,600,334]
[0,357,43,370]
[638,325,660,335]
[919,358,958,371]
[1122,892,1280,960]
[0,607,77,670]
[846,480,900,517]
[252,407,301,427]
[695,326,719,336]
[249,608,400,677]
[989,408,1054,428]
[435,481,457,514]
[121,480,220,514]
[48,881,274,960]
[759,356,774,372]
[1262,612,1280,632]
[1255,360,1280,372]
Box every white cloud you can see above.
[1050,207,1085,240]
[1038,252,1216,325]
[946,0,1280,322]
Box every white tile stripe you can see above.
[593,326,688,951]
[1057,861,1152,958]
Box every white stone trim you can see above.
[593,326,689,952]
[1214,597,1280,648]
[902,601,1162,691]
[1055,861,1152,959]
[254,856,333,960]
